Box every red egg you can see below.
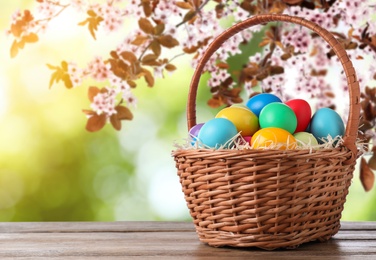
[285,99,312,133]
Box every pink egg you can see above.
[285,99,312,133]
[243,136,252,144]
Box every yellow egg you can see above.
[215,107,259,136]
[251,127,297,150]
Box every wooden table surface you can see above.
[0,221,376,259]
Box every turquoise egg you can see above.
[310,108,345,144]
[246,93,282,117]
[259,103,297,134]
[197,118,238,148]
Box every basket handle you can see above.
[187,14,361,158]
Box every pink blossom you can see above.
[87,56,111,82]
[124,0,145,18]
[261,75,286,99]
[67,62,83,88]
[10,9,22,23]
[37,1,57,17]
[153,66,164,79]
[91,90,117,116]
[281,27,310,54]
[233,8,249,22]
[70,0,88,12]
[91,2,124,33]
[153,1,181,23]
[122,88,137,108]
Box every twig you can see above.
[169,52,186,63]
[138,40,154,61]
[176,0,211,28]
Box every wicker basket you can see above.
[173,14,361,250]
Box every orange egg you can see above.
[251,127,297,150]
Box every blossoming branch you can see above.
[6,0,376,154]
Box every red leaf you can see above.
[157,35,179,48]
[175,1,193,9]
[115,105,133,120]
[138,18,154,34]
[120,51,138,63]
[142,1,152,17]
[141,68,154,87]
[86,113,107,132]
[88,86,100,102]
[82,109,96,116]
[165,64,177,72]
[150,40,161,56]
[110,114,122,130]
[154,23,165,35]
[360,157,375,192]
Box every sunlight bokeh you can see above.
[0,0,375,222]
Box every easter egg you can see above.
[215,107,259,136]
[197,118,238,148]
[246,93,282,117]
[243,136,252,144]
[236,135,252,145]
[189,123,204,145]
[251,127,297,150]
[259,103,297,134]
[231,104,250,110]
[293,132,319,147]
[310,108,345,144]
[285,99,312,133]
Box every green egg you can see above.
[294,132,319,147]
[259,103,297,134]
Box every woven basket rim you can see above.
[172,145,352,158]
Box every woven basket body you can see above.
[173,14,361,250]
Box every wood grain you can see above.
[0,221,375,259]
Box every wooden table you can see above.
[0,221,375,259]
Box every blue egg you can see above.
[246,93,282,117]
[189,123,204,145]
[197,118,238,148]
[310,108,345,144]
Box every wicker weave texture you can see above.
[173,14,361,249]
[174,148,355,249]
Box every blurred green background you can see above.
[0,1,375,222]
